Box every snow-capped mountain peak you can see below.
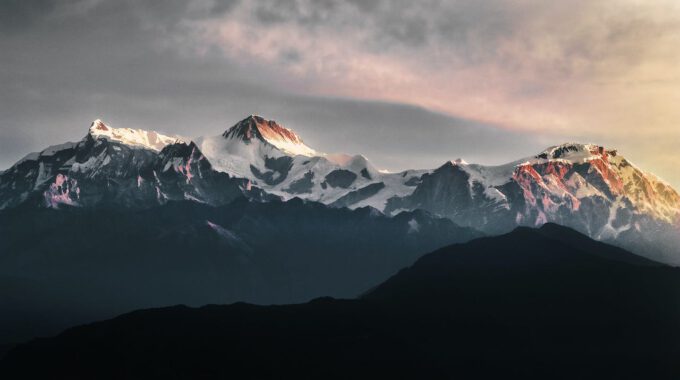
[222,115,317,157]
[2,115,680,265]
[535,143,608,163]
[450,158,469,165]
[88,119,183,152]
[195,115,416,209]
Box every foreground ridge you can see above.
[3,224,679,379]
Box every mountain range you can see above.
[2,114,680,380]
[1,115,679,263]
[1,115,680,347]
[3,224,679,379]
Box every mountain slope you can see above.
[1,116,679,263]
[0,198,480,344]
[88,119,184,151]
[222,114,317,156]
[385,143,680,264]
[3,224,679,379]
[179,118,680,265]
[0,120,263,209]
[387,143,680,227]
[195,115,425,209]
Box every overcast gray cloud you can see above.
[1,0,678,187]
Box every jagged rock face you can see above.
[68,135,160,207]
[203,122,678,265]
[149,142,244,206]
[150,142,273,206]
[206,118,680,242]
[0,123,263,209]
[197,115,419,209]
[391,163,474,215]
[384,144,680,264]
[385,162,521,233]
[220,115,317,158]
[1,119,679,264]
[510,147,680,236]
[0,142,78,209]
[223,115,310,150]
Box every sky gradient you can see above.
[1,0,679,187]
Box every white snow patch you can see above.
[89,119,184,151]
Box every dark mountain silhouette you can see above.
[3,224,679,379]
[0,198,479,345]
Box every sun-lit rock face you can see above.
[535,143,606,162]
[523,143,680,224]
[395,142,677,234]
[222,115,317,157]
[383,142,680,263]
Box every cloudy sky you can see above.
[2,0,679,187]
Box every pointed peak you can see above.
[222,115,265,140]
[90,119,109,132]
[223,115,293,140]
[442,158,468,168]
[222,115,317,156]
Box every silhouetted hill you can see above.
[3,224,679,379]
